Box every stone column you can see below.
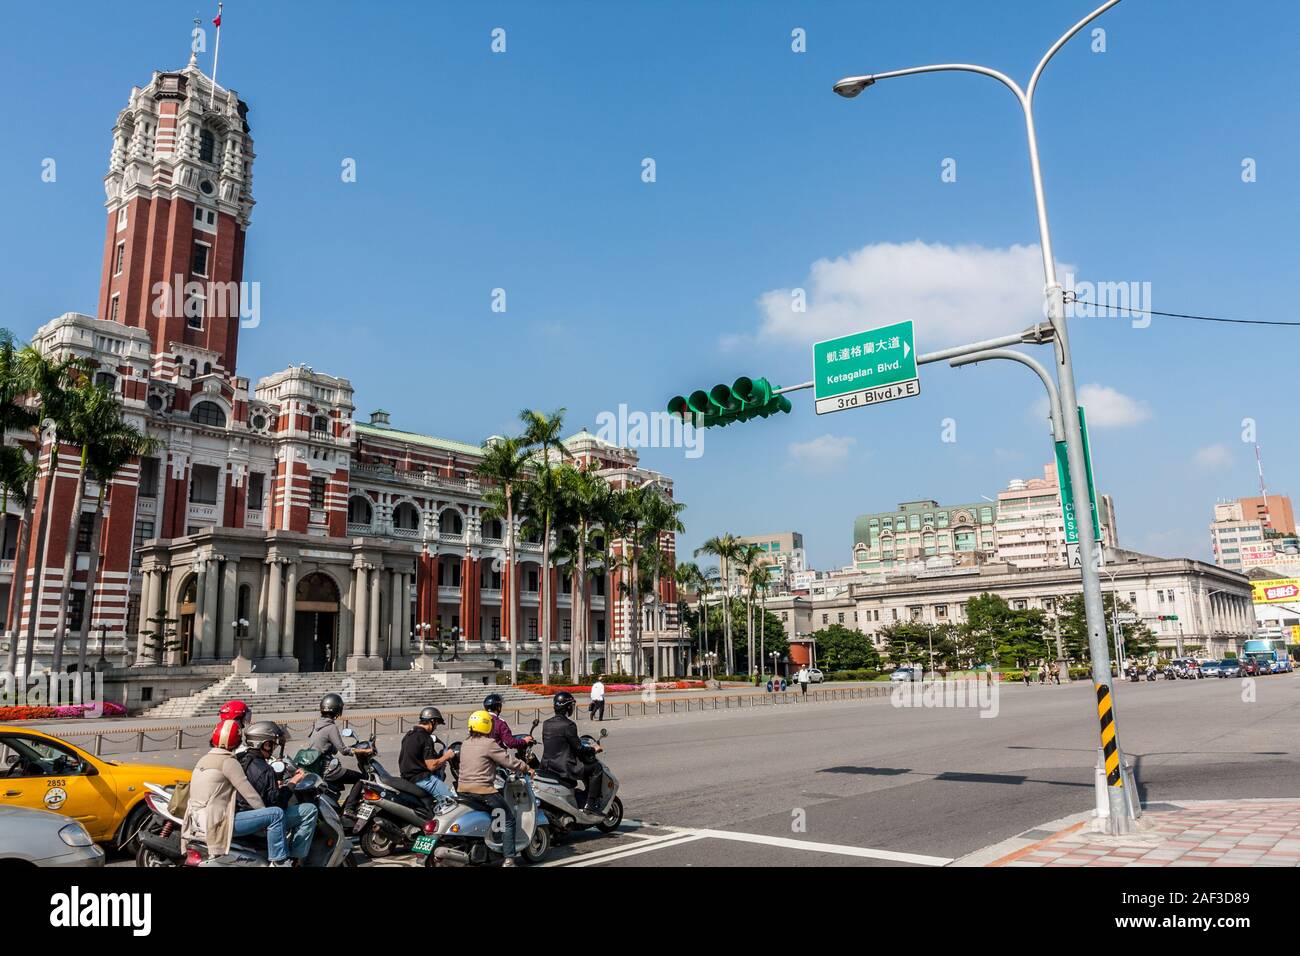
[219,560,238,660]
[368,565,382,659]
[400,572,412,657]
[388,569,401,662]
[282,562,299,659]
[134,569,155,664]
[352,565,369,658]
[253,562,269,658]
[265,559,283,658]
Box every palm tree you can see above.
[613,484,657,678]
[476,436,529,683]
[519,462,565,678]
[674,561,702,673]
[695,533,741,675]
[695,564,720,673]
[50,381,121,672]
[76,418,161,674]
[0,331,38,676]
[518,409,569,680]
[640,488,686,681]
[558,462,610,682]
[17,346,84,675]
[743,556,773,681]
[735,543,766,682]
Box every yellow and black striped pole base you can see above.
[1096,682,1122,786]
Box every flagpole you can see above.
[209,3,224,108]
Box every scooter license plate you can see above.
[412,835,436,855]
[356,803,374,821]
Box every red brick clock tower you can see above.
[97,53,255,374]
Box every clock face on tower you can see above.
[199,179,215,196]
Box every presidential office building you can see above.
[1,52,683,686]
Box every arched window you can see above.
[347,496,373,525]
[199,127,215,163]
[313,415,329,433]
[483,518,504,540]
[439,510,464,535]
[392,502,419,531]
[191,401,227,427]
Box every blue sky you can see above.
[2,1,1297,569]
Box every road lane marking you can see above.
[541,831,704,867]
[680,828,953,866]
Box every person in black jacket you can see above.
[237,721,318,861]
[539,692,603,812]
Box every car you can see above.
[1239,660,1262,677]
[0,804,105,867]
[1218,660,1242,678]
[889,667,919,682]
[806,668,825,684]
[1200,660,1224,678]
[0,725,189,852]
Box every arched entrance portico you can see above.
[176,575,198,666]
[293,571,342,671]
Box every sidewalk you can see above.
[957,799,1300,867]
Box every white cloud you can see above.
[1035,383,1151,429]
[788,434,857,470]
[753,240,1074,349]
[1193,443,1233,470]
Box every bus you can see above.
[1242,638,1295,674]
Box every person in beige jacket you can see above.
[182,719,274,861]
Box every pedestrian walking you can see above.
[1051,662,1061,685]
[1037,662,1047,684]
[797,665,810,697]
[1022,667,1031,686]
[589,676,606,721]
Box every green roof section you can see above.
[355,421,486,457]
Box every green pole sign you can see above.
[1056,406,1102,563]
[812,320,919,415]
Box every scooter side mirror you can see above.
[269,760,286,775]
[599,728,608,739]
[342,728,356,739]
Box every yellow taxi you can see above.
[0,725,190,850]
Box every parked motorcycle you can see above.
[527,726,623,839]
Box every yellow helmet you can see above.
[467,710,494,735]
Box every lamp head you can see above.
[833,75,874,98]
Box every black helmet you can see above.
[418,706,444,727]
[320,693,345,717]
[483,693,503,714]
[553,691,576,717]
[245,720,288,752]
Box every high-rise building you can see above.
[853,500,998,573]
[1237,494,1296,536]
[1,50,683,685]
[734,532,805,591]
[1209,501,1267,572]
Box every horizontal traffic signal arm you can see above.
[667,376,793,428]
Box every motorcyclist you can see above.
[305,693,372,817]
[236,721,319,863]
[540,691,603,813]
[218,700,252,753]
[398,706,457,804]
[483,692,533,752]
[458,710,531,867]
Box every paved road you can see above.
[105,675,1300,867]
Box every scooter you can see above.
[135,782,187,867]
[528,726,624,838]
[190,760,356,867]
[355,732,452,859]
[415,768,550,867]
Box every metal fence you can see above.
[50,683,900,757]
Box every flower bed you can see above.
[0,702,126,721]
[515,680,706,696]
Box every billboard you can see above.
[1250,578,1300,605]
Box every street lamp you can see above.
[832,0,1133,833]
[413,621,432,657]
[231,617,251,672]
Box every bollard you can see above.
[371,717,378,737]
[136,731,145,753]
[1094,747,1110,821]
[175,728,184,749]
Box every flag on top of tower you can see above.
[213,8,222,29]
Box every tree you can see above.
[878,620,934,665]
[694,533,742,674]
[673,561,703,673]
[76,417,161,674]
[811,624,881,672]
[138,609,181,667]
[555,460,610,680]
[0,330,37,675]
[476,435,530,683]
[50,380,122,672]
[638,486,685,680]
[734,543,767,682]
[16,345,85,676]
[517,408,569,678]
[960,592,1050,668]
[1055,593,1157,663]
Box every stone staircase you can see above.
[140,670,543,719]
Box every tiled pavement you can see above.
[986,800,1300,867]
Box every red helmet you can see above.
[211,719,242,750]
[218,700,250,725]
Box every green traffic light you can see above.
[665,375,794,428]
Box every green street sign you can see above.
[813,321,919,415]
[1056,405,1102,558]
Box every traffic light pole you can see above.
[829,0,1134,834]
